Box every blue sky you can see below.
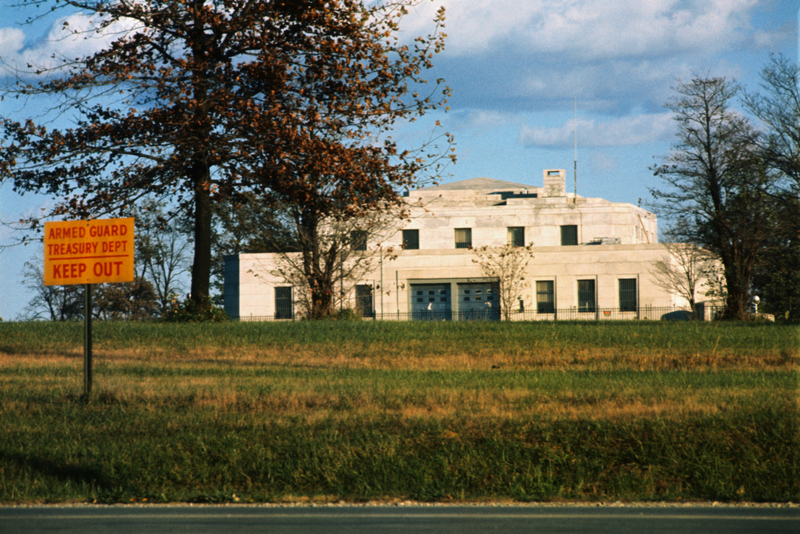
[0,0,797,320]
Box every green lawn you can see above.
[0,320,797,504]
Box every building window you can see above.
[577,279,596,312]
[508,226,525,247]
[536,281,554,313]
[561,225,578,246]
[402,229,419,250]
[619,278,637,312]
[275,286,293,319]
[455,228,472,249]
[355,284,374,318]
[350,230,367,251]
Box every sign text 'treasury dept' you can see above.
[44,218,135,286]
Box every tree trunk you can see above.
[297,208,339,319]
[722,262,747,320]
[309,276,335,319]
[188,0,212,308]
[190,165,212,305]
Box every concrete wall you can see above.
[223,171,672,320]
[389,170,657,250]
[225,244,685,319]
[388,201,656,250]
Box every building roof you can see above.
[418,177,532,192]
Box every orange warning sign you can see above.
[44,218,135,286]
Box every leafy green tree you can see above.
[0,0,452,315]
[213,194,298,257]
[751,216,800,322]
[210,193,298,301]
[651,77,774,320]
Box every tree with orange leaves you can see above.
[1,0,453,314]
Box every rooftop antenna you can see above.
[573,97,578,204]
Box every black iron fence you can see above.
[232,306,725,323]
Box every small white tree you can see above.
[650,243,719,319]
[472,245,534,320]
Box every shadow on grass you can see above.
[0,450,115,497]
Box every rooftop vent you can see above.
[590,237,621,245]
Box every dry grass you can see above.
[3,341,795,372]
[1,320,795,426]
[2,349,794,425]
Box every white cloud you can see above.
[406,0,762,60]
[0,13,138,76]
[449,109,513,131]
[0,27,26,59]
[519,112,675,148]
[402,0,781,114]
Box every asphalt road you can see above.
[1,504,798,534]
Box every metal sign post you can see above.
[84,284,93,396]
[43,218,135,398]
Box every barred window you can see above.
[577,279,596,312]
[355,284,374,318]
[508,227,525,247]
[619,278,637,312]
[455,228,472,249]
[561,225,578,246]
[350,230,367,251]
[536,281,554,314]
[402,229,419,250]
[275,287,293,319]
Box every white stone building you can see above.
[224,169,709,321]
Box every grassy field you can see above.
[0,320,797,504]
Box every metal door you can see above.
[410,284,451,321]
[355,284,374,318]
[457,282,500,321]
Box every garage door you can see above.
[410,284,452,321]
[457,282,500,321]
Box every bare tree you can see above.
[650,77,774,320]
[650,243,719,319]
[262,205,402,319]
[743,55,800,323]
[471,245,534,320]
[743,55,800,199]
[134,202,192,316]
[20,256,160,321]
[19,259,84,321]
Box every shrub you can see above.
[163,296,228,323]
